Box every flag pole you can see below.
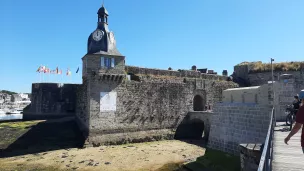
[39,65,41,83]
[42,65,44,83]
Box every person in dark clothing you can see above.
[293,96,301,109]
[293,96,301,115]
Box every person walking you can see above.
[284,103,304,153]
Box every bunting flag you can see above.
[36,66,41,72]
[44,67,50,73]
[35,66,76,75]
[66,68,71,76]
[36,65,46,73]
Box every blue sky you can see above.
[0,0,304,93]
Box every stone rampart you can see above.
[125,66,228,81]
[75,80,90,138]
[175,111,212,140]
[208,103,272,155]
[222,84,271,105]
[87,79,193,146]
[81,74,238,146]
[233,64,304,92]
[23,83,79,120]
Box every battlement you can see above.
[125,66,229,81]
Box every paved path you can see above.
[272,122,304,171]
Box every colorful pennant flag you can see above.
[36,66,46,73]
[44,67,50,73]
[66,68,71,76]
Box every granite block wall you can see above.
[222,84,271,106]
[175,111,212,140]
[273,74,303,121]
[82,54,125,77]
[247,71,304,90]
[125,66,228,81]
[81,73,238,146]
[24,83,79,120]
[234,64,304,92]
[208,103,272,155]
[75,80,90,137]
[87,78,194,145]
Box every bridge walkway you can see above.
[272,122,304,171]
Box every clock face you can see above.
[93,30,104,41]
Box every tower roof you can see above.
[98,5,108,15]
[87,5,122,56]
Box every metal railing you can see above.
[257,108,275,171]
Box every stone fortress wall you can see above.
[23,83,79,120]
[207,83,273,155]
[207,73,299,156]
[75,65,238,146]
[233,63,304,121]
[233,63,304,93]
[24,65,238,146]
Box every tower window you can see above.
[111,58,115,67]
[101,57,115,69]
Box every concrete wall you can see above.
[24,83,79,120]
[208,103,272,155]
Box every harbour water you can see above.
[0,114,23,121]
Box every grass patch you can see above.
[0,120,40,129]
[236,61,304,73]
[0,121,42,149]
[184,148,240,171]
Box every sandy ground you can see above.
[0,140,206,171]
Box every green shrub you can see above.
[237,61,304,73]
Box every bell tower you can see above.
[98,4,108,26]
[83,4,125,79]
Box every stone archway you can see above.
[193,95,205,111]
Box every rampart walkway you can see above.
[272,122,303,171]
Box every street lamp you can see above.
[271,58,274,87]
[271,58,275,123]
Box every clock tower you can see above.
[83,4,125,78]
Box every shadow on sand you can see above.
[0,117,85,158]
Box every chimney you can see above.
[207,70,214,74]
[222,70,228,76]
[191,65,197,71]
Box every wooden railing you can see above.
[257,108,275,171]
